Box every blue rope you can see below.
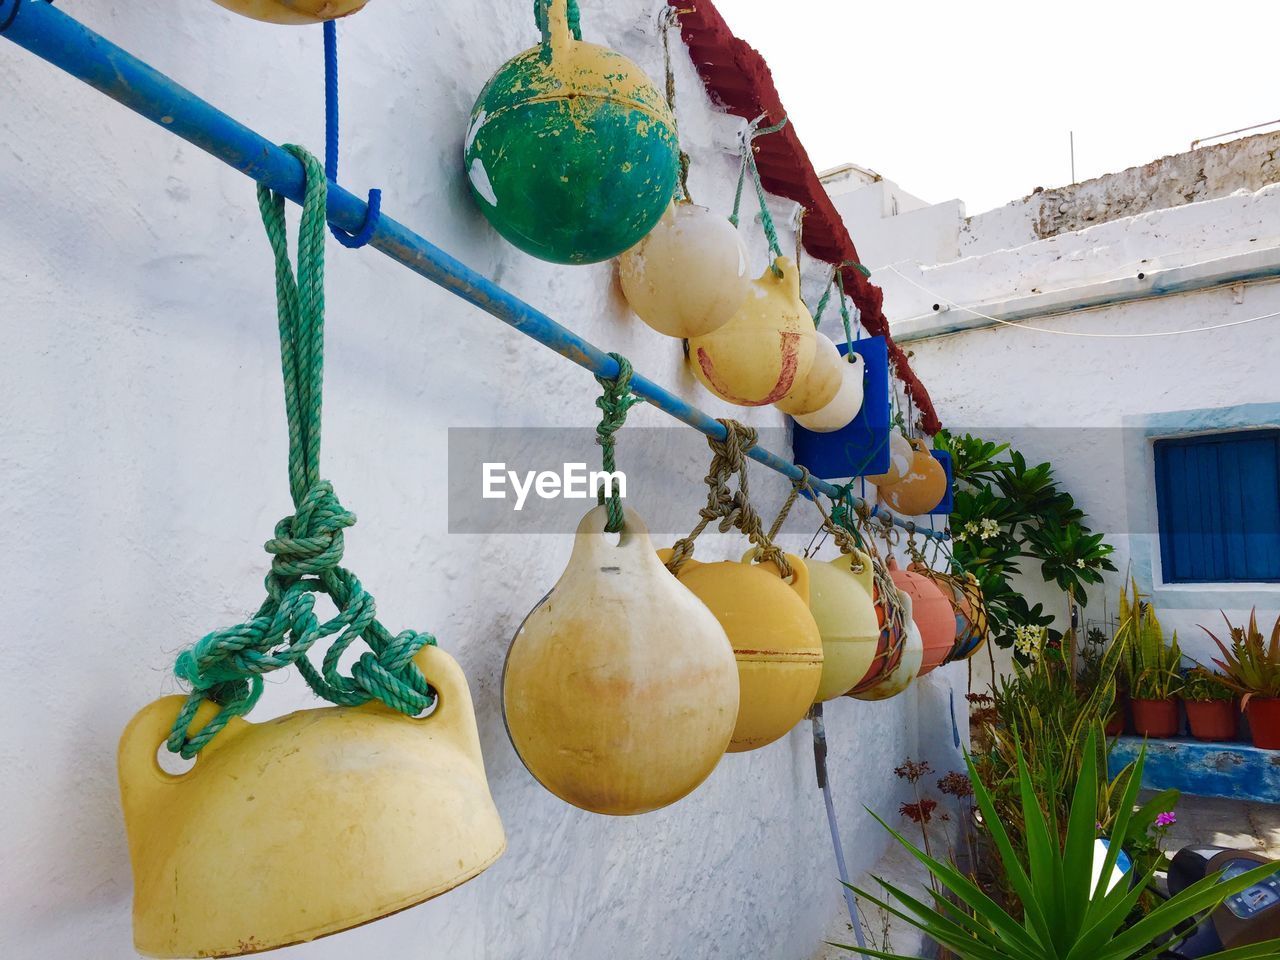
[323,19,380,249]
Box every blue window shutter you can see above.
[1155,430,1280,583]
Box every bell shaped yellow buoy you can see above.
[879,438,948,516]
[119,644,505,958]
[687,256,816,406]
[806,548,881,702]
[618,201,751,339]
[659,549,823,752]
[792,351,865,433]
[209,0,369,25]
[848,591,924,701]
[866,429,914,487]
[774,331,844,416]
[504,506,738,815]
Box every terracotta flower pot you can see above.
[1185,699,1239,742]
[1131,698,1179,739]
[1245,697,1280,749]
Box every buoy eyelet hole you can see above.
[156,742,196,776]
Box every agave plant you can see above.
[1119,578,1184,700]
[1206,609,1280,702]
[841,730,1280,960]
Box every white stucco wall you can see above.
[846,177,1280,675]
[0,2,965,958]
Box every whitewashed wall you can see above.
[843,178,1280,681]
[0,2,966,958]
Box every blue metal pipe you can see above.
[0,0,945,539]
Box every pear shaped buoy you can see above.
[792,352,865,433]
[774,332,844,416]
[619,202,750,338]
[464,0,678,264]
[879,438,947,516]
[209,0,369,24]
[806,549,881,701]
[866,430,914,486]
[687,256,817,406]
[119,645,505,958]
[661,550,823,752]
[504,506,739,815]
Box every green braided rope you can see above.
[166,145,436,759]
[729,117,788,277]
[536,0,583,52]
[594,352,643,533]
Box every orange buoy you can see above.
[866,430,913,487]
[878,439,947,516]
[888,555,954,676]
[687,256,816,407]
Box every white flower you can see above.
[1075,558,1086,569]
[1013,624,1047,660]
[979,518,1000,540]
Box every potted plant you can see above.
[1205,609,1280,750]
[1181,667,1238,742]
[1119,579,1183,738]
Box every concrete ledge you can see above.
[1109,737,1280,804]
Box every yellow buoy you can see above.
[504,506,739,815]
[866,430,914,487]
[119,644,505,958]
[879,438,948,516]
[792,352,865,433]
[660,549,823,752]
[774,331,844,416]
[806,549,881,702]
[687,256,816,406]
[848,592,923,701]
[618,201,751,339]
[209,0,369,25]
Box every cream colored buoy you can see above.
[806,549,881,701]
[687,256,816,406]
[660,550,823,752]
[618,202,750,338]
[774,332,844,416]
[866,430,914,487]
[119,644,505,958]
[209,0,369,24]
[504,506,738,815]
[879,438,948,516]
[793,352,865,433]
[849,592,923,700]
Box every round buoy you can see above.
[806,550,880,701]
[775,332,844,416]
[866,430,914,487]
[619,202,750,338]
[464,0,679,264]
[209,0,369,24]
[879,438,947,516]
[887,555,954,676]
[793,352,865,433]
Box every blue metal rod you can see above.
[0,0,944,539]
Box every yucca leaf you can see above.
[856,879,1025,960]
[1104,862,1280,958]
[1066,863,1161,960]
[866,811,1045,956]
[1159,939,1280,960]
[1015,748,1066,938]
[847,883,1017,960]
[1061,730,1099,929]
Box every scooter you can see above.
[1160,845,1280,957]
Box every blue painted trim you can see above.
[0,0,946,540]
[1108,737,1280,805]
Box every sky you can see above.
[714,0,1279,214]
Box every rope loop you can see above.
[165,145,437,758]
[323,19,382,249]
[667,419,793,578]
[593,352,643,533]
[730,114,789,275]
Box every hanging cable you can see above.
[323,19,381,248]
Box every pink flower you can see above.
[1156,812,1177,828]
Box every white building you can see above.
[827,132,1280,678]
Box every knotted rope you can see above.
[166,146,436,758]
[666,420,793,578]
[594,353,643,533]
